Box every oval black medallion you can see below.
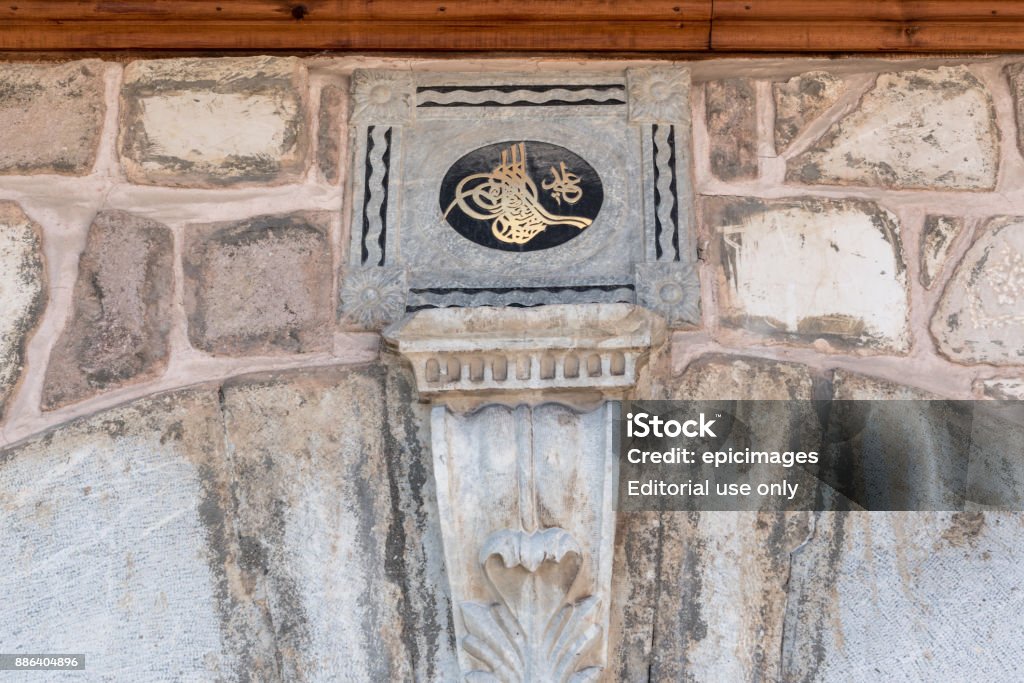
[439,140,603,252]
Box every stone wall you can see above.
[1,55,1022,681]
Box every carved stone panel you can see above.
[341,68,699,328]
[431,402,617,681]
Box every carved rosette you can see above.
[350,69,415,124]
[339,266,407,329]
[627,67,691,123]
[635,261,701,327]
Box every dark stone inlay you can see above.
[360,125,374,265]
[417,84,624,94]
[668,124,680,262]
[378,127,392,266]
[418,98,626,108]
[653,125,663,261]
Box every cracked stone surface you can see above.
[42,211,174,410]
[119,57,309,187]
[932,217,1024,365]
[0,60,106,176]
[705,196,909,352]
[184,211,333,356]
[0,363,457,681]
[788,66,999,190]
[774,71,847,152]
[0,202,46,420]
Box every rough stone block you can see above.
[773,71,846,152]
[0,202,46,419]
[1003,62,1024,165]
[669,354,816,400]
[976,377,1024,400]
[0,60,105,175]
[832,369,941,400]
[119,57,309,187]
[705,196,909,351]
[920,215,964,289]
[317,84,344,184]
[184,211,332,355]
[932,217,1024,365]
[705,79,758,181]
[789,66,998,190]
[42,211,174,410]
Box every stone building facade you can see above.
[0,54,1022,681]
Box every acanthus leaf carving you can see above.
[461,527,602,683]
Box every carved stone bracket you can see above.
[386,304,662,400]
[386,304,663,680]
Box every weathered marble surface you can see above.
[932,217,1024,365]
[0,363,457,682]
[705,196,909,352]
[789,66,998,190]
[119,57,309,187]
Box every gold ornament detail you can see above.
[443,143,592,246]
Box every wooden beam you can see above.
[1,1,1024,53]
[712,1,1024,52]
[0,21,712,52]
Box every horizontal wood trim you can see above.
[2,1,713,23]
[712,19,1024,52]
[714,0,1024,21]
[0,20,711,52]
[1,1,1024,53]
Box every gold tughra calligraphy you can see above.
[443,143,592,245]
[542,161,583,205]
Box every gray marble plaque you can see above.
[341,68,699,327]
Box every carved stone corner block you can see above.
[627,66,691,124]
[384,303,665,401]
[635,261,701,328]
[350,69,415,124]
[387,303,661,681]
[339,266,407,330]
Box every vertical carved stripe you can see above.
[363,125,390,266]
[653,124,676,263]
[515,405,537,533]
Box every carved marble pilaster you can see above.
[386,304,663,681]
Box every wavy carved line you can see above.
[407,287,634,310]
[363,127,389,266]
[417,88,625,106]
[653,125,676,261]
